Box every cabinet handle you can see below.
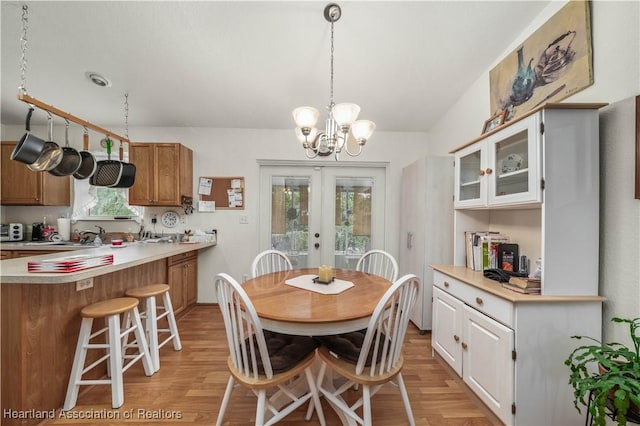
[443,281,450,288]
[461,342,468,350]
[485,168,493,175]
[475,296,484,305]
[454,335,460,342]
[479,169,485,176]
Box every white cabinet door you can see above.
[454,142,487,208]
[462,305,514,425]
[432,287,463,375]
[454,112,543,209]
[486,114,542,206]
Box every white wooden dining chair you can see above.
[251,249,293,278]
[214,273,325,426]
[355,249,399,282]
[313,274,419,426]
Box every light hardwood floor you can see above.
[46,305,501,425]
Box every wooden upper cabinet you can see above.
[128,142,193,206]
[1,141,71,206]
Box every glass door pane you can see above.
[459,150,482,202]
[333,177,373,269]
[270,176,310,268]
[493,127,530,199]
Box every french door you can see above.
[258,164,386,269]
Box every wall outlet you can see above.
[239,215,249,224]
[76,278,94,291]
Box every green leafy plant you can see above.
[565,317,640,425]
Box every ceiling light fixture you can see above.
[85,72,112,88]
[292,3,375,160]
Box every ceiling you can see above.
[1,1,550,133]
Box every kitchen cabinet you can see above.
[454,114,542,209]
[434,282,515,423]
[167,251,197,315]
[399,156,453,332]
[1,142,70,206]
[129,143,193,206]
[433,103,606,425]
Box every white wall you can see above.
[0,124,429,302]
[427,0,640,342]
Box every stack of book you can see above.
[501,276,541,294]
[464,231,510,271]
[27,253,114,273]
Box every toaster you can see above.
[6,223,25,241]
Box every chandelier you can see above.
[292,3,375,160]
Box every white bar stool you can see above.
[125,284,182,372]
[63,297,154,411]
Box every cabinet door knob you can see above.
[475,296,484,305]
[461,342,468,350]
[454,335,460,342]
[479,169,485,176]
[444,281,450,288]
[485,168,493,175]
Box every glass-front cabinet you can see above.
[454,114,542,209]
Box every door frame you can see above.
[257,160,390,266]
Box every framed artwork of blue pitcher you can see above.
[489,0,593,122]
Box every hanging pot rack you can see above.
[17,92,130,144]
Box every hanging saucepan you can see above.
[11,107,46,165]
[110,140,136,188]
[73,129,97,180]
[49,120,82,176]
[27,114,63,172]
[90,136,123,186]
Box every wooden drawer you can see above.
[434,270,514,328]
[168,251,197,265]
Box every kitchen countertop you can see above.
[431,264,605,303]
[1,241,95,251]
[0,241,216,284]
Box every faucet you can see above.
[79,226,105,244]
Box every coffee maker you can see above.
[31,223,43,241]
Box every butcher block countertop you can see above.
[0,241,216,284]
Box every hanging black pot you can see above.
[73,131,97,180]
[110,141,136,188]
[90,137,122,186]
[10,107,46,164]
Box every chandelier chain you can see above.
[124,92,129,140]
[19,5,29,94]
[329,19,334,108]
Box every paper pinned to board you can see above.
[198,178,212,195]
[198,200,215,212]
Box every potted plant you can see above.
[565,317,640,425]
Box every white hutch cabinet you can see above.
[432,103,606,425]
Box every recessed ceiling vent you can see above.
[85,72,112,87]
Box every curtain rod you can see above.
[17,93,130,144]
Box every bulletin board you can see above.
[198,177,244,210]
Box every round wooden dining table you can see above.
[242,268,392,336]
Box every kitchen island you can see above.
[0,241,215,426]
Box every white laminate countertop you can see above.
[0,241,216,284]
